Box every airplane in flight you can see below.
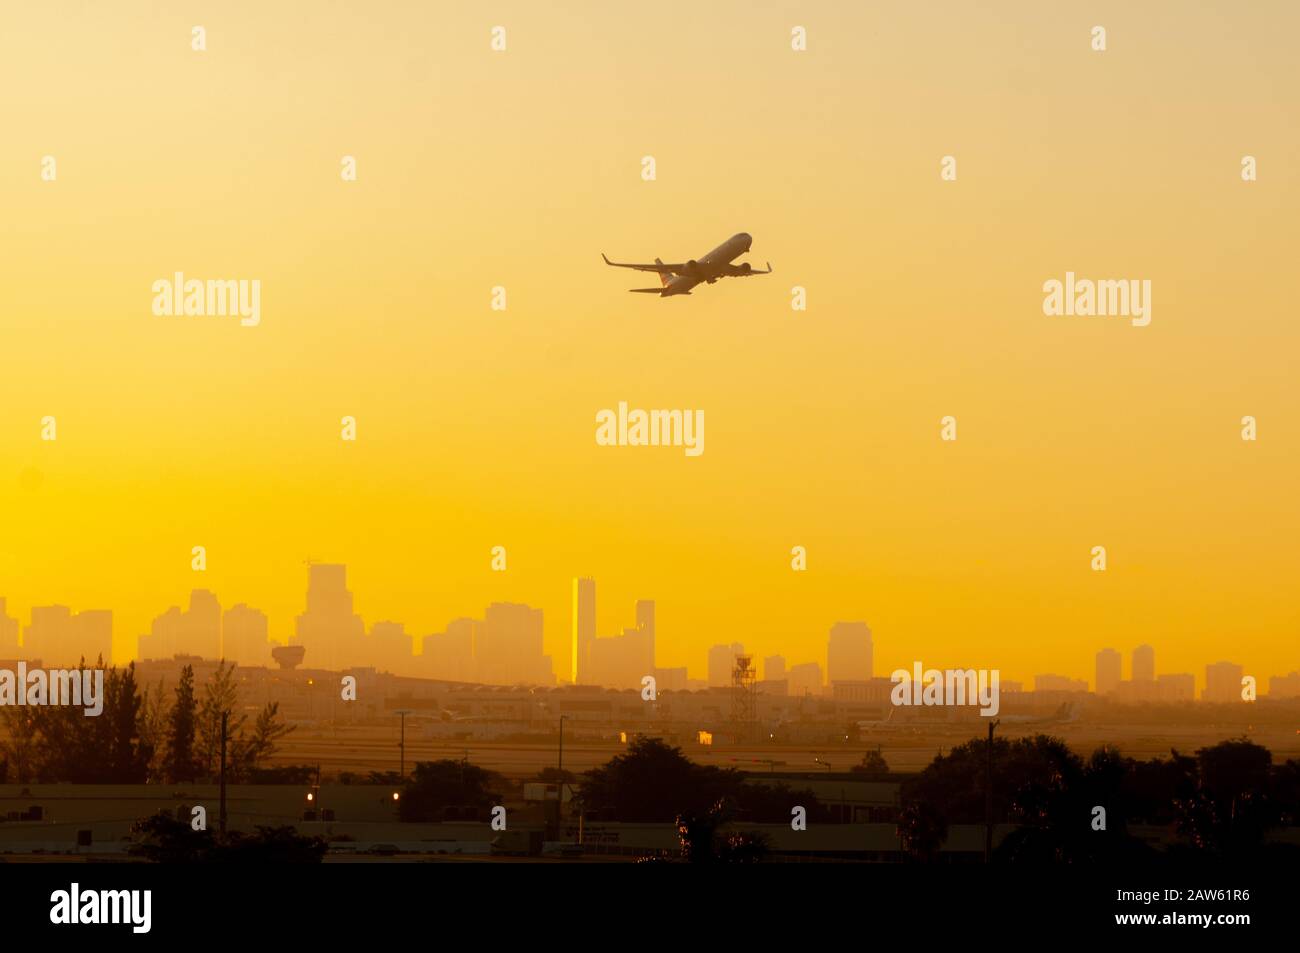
[602,232,772,296]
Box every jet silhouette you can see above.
[602,232,772,297]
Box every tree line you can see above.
[0,659,292,784]
[897,734,1300,862]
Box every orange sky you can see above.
[1,1,1297,689]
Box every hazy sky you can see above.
[2,2,1297,688]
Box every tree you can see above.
[247,701,292,763]
[104,663,150,783]
[580,737,824,823]
[398,759,502,821]
[230,702,293,781]
[0,708,40,783]
[675,798,770,863]
[165,665,199,783]
[128,812,214,863]
[137,679,170,783]
[897,800,947,862]
[197,661,244,780]
[852,747,890,777]
[128,813,326,863]
[1175,738,1278,856]
[206,826,327,863]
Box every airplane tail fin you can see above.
[654,257,670,287]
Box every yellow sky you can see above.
[1,1,1297,688]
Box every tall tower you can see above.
[0,598,19,655]
[294,564,364,671]
[827,621,872,684]
[1132,644,1155,682]
[730,654,758,742]
[1095,648,1122,695]
[635,599,655,671]
[571,577,595,683]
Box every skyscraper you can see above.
[828,621,872,684]
[636,599,655,672]
[0,598,18,655]
[480,602,548,685]
[764,654,786,681]
[293,564,365,671]
[368,620,415,675]
[708,643,743,687]
[571,577,595,684]
[222,603,270,665]
[1095,648,1122,695]
[1204,661,1244,703]
[141,590,222,660]
[24,605,112,666]
[788,661,824,697]
[423,618,476,682]
[1132,644,1155,682]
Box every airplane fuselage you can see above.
[660,232,753,296]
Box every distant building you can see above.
[828,622,872,683]
[653,666,688,692]
[764,654,786,682]
[1095,648,1122,695]
[422,618,476,682]
[831,677,894,703]
[24,605,113,667]
[1132,644,1155,682]
[293,564,365,671]
[1034,673,1088,693]
[636,600,655,671]
[478,602,549,685]
[222,603,270,666]
[708,643,744,687]
[0,599,18,655]
[585,600,655,689]
[571,578,595,684]
[1156,672,1195,702]
[1269,672,1300,699]
[1204,661,1244,703]
[589,628,645,689]
[140,590,221,661]
[367,621,414,675]
[788,661,823,697]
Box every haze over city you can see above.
[1,566,1294,704]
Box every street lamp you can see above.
[396,708,414,779]
[557,714,568,787]
[557,714,570,842]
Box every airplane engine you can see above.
[740,262,752,273]
[686,259,701,277]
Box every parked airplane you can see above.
[602,232,772,296]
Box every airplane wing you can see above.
[602,253,688,275]
[717,261,773,278]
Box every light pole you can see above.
[557,715,568,837]
[984,719,999,863]
[396,708,413,778]
[218,710,228,838]
[558,714,567,778]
